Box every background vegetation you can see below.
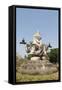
[48,48,59,63]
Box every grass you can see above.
[16,72,59,82]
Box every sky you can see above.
[16,7,59,57]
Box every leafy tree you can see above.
[48,48,59,63]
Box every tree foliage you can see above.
[48,48,59,63]
[27,54,34,60]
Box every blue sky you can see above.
[16,8,58,57]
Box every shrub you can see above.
[27,54,34,60]
[48,48,59,63]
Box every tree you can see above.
[48,48,59,63]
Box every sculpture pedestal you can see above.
[31,57,40,61]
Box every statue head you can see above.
[33,32,41,41]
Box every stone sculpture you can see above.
[20,32,51,61]
[19,32,58,75]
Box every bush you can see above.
[27,54,34,60]
[48,48,59,63]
